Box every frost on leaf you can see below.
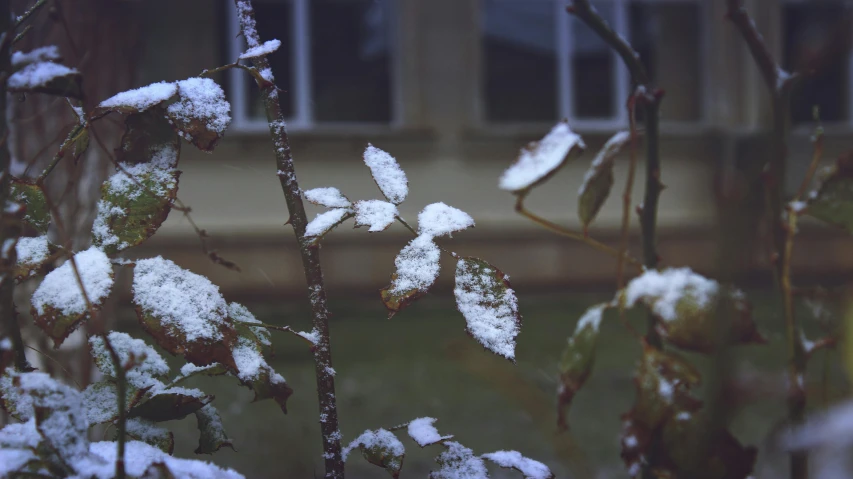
[578,131,631,231]
[354,199,398,232]
[15,235,55,282]
[8,57,82,98]
[430,441,488,479]
[195,403,235,454]
[621,347,756,479]
[343,428,405,478]
[125,417,174,454]
[304,187,351,208]
[166,78,232,151]
[625,268,764,353]
[806,152,853,234]
[11,180,50,234]
[128,387,213,422]
[92,145,180,255]
[305,208,353,239]
[407,417,452,447]
[418,202,475,238]
[454,257,521,361]
[89,332,169,392]
[31,247,114,347]
[557,304,606,430]
[364,144,408,205]
[499,120,585,194]
[132,257,238,369]
[380,235,440,317]
[239,39,282,59]
[482,450,554,479]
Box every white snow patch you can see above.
[482,450,553,479]
[625,267,719,322]
[81,440,244,478]
[342,428,404,462]
[499,121,585,192]
[407,417,452,447]
[454,259,520,360]
[12,46,60,66]
[354,199,398,232]
[417,202,474,238]
[89,332,169,390]
[363,144,408,204]
[576,304,605,332]
[431,441,488,479]
[168,78,231,135]
[8,62,77,90]
[390,235,440,294]
[31,247,113,316]
[98,81,177,112]
[16,235,49,266]
[239,39,281,59]
[304,208,350,237]
[304,187,351,208]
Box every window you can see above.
[481,0,705,127]
[782,0,853,124]
[227,0,397,130]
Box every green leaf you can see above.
[453,257,521,362]
[806,153,853,232]
[380,235,440,318]
[8,61,83,98]
[194,404,234,454]
[125,417,175,454]
[128,389,212,422]
[230,335,293,414]
[498,120,586,194]
[11,180,50,234]
[578,131,630,231]
[557,304,606,430]
[345,429,405,478]
[430,441,488,479]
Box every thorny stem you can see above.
[726,1,806,477]
[514,194,642,271]
[617,99,640,291]
[233,2,344,477]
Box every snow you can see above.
[98,81,177,112]
[576,305,605,332]
[499,121,585,192]
[132,256,229,342]
[0,449,37,476]
[180,362,222,377]
[82,382,122,424]
[11,46,60,66]
[417,202,475,238]
[407,417,452,447]
[482,450,553,479]
[231,337,266,382]
[390,235,440,294]
[89,332,169,390]
[105,148,179,195]
[342,428,404,461]
[168,78,231,135]
[454,259,520,361]
[16,235,49,266]
[126,417,169,443]
[31,247,113,316]
[625,267,719,322]
[578,130,630,197]
[0,418,41,449]
[15,372,89,460]
[431,441,488,479]
[8,62,78,90]
[354,200,398,232]
[790,200,807,213]
[239,39,281,59]
[304,208,351,237]
[363,144,408,205]
[229,302,271,347]
[296,329,320,345]
[82,440,244,478]
[304,187,351,208]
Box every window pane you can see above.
[249,1,293,119]
[311,0,392,122]
[571,2,615,119]
[482,0,557,123]
[630,2,702,122]
[783,2,850,123]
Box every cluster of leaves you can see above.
[342,417,553,479]
[303,145,523,361]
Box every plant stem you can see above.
[232,2,344,477]
[617,99,640,291]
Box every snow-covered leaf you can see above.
[14,235,56,282]
[364,144,408,205]
[166,78,231,151]
[430,441,488,479]
[481,450,554,479]
[380,235,440,317]
[407,417,452,447]
[354,199,398,232]
[92,145,180,255]
[177,362,230,382]
[228,302,272,356]
[625,268,765,353]
[578,131,630,231]
[94,81,178,116]
[498,120,585,194]
[454,257,521,361]
[83,440,245,478]
[11,180,50,234]
[230,329,293,414]
[304,208,353,239]
[0,419,44,476]
[8,60,82,98]
[304,187,351,208]
[125,417,174,454]
[128,387,212,422]
[194,403,235,454]
[132,257,238,369]
[118,108,182,165]
[31,247,114,347]
[806,153,853,233]
[418,202,474,238]
[0,370,33,420]
[557,304,606,430]
[343,428,405,478]
[239,39,281,59]
[11,46,61,67]
[89,332,169,392]
[82,380,147,425]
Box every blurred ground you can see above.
[118,292,848,479]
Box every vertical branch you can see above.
[725,1,805,477]
[231,2,344,478]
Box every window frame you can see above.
[477,0,711,131]
[226,0,404,133]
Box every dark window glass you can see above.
[482,0,557,123]
[630,2,701,122]
[783,2,850,123]
[249,1,293,118]
[571,2,615,118]
[311,0,392,122]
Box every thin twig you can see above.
[232,319,318,347]
[395,216,458,259]
[13,0,47,29]
[616,96,640,291]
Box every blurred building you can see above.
[121,0,853,296]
